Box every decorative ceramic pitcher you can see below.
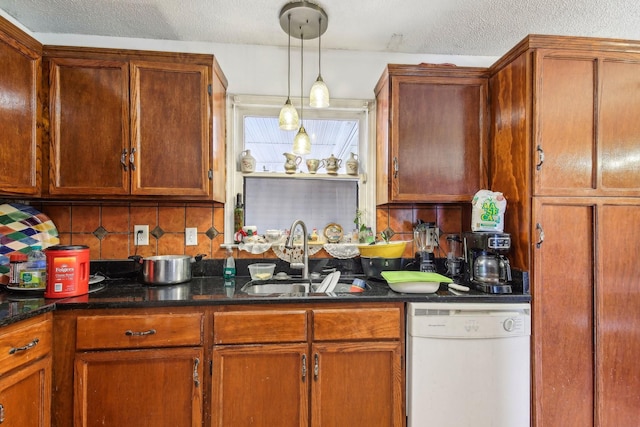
[283,152,302,174]
[240,149,256,173]
[345,152,359,175]
[324,154,342,175]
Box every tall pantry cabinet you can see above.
[489,35,640,427]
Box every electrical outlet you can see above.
[185,227,198,246]
[134,225,149,246]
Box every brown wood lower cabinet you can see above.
[0,312,52,427]
[211,304,404,427]
[74,348,203,427]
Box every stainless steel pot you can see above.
[137,254,205,285]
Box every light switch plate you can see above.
[134,225,149,246]
[185,227,198,246]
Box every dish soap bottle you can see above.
[223,248,236,280]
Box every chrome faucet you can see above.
[285,219,309,279]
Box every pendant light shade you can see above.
[279,13,299,130]
[293,125,311,154]
[309,16,329,108]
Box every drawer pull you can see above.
[120,148,128,171]
[536,223,545,248]
[9,338,39,355]
[393,157,399,178]
[301,354,307,381]
[125,329,156,336]
[129,147,137,171]
[536,145,545,170]
[313,353,319,380]
[0,403,4,423]
[193,357,200,388]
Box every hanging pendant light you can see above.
[293,27,311,155]
[309,16,329,108]
[279,13,299,130]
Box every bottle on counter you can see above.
[20,244,47,288]
[223,248,236,280]
[233,193,244,233]
[9,253,28,286]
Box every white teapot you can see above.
[324,154,342,175]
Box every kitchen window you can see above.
[224,95,375,242]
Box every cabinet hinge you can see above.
[208,169,213,180]
[208,84,212,95]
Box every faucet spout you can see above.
[285,219,309,279]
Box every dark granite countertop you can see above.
[1,273,530,327]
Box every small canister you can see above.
[44,245,90,298]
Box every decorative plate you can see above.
[0,203,60,285]
[323,223,343,243]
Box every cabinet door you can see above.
[211,343,308,427]
[311,341,403,427]
[48,57,130,195]
[535,53,597,196]
[532,199,595,427]
[600,60,640,194]
[130,61,210,197]
[0,25,41,196]
[0,356,51,427]
[596,203,640,426]
[74,347,203,427]
[387,75,487,203]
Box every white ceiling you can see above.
[1,0,640,56]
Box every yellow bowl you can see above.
[357,241,408,258]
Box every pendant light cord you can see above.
[318,17,322,77]
[287,14,291,99]
[300,27,304,124]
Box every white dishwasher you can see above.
[407,302,531,427]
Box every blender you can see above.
[414,222,439,273]
[445,234,463,278]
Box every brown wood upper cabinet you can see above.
[375,64,489,204]
[0,16,42,197]
[533,50,640,196]
[44,46,227,201]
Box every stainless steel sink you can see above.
[242,282,310,295]
[240,278,368,295]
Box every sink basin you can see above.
[242,282,310,295]
[240,278,369,296]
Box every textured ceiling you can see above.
[1,0,640,56]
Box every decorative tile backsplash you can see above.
[0,200,470,263]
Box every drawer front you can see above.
[312,307,401,341]
[76,313,203,350]
[0,313,52,376]
[214,310,307,344]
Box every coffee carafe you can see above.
[463,231,512,293]
[414,222,439,273]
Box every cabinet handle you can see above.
[393,157,399,178]
[120,149,128,171]
[8,338,39,355]
[129,147,137,171]
[193,357,200,388]
[125,329,156,336]
[536,145,545,171]
[0,403,4,423]
[536,223,545,248]
[301,354,307,382]
[313,353,319,380]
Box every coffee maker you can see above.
[463,231,512,293]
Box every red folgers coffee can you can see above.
[45,245,90,298]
